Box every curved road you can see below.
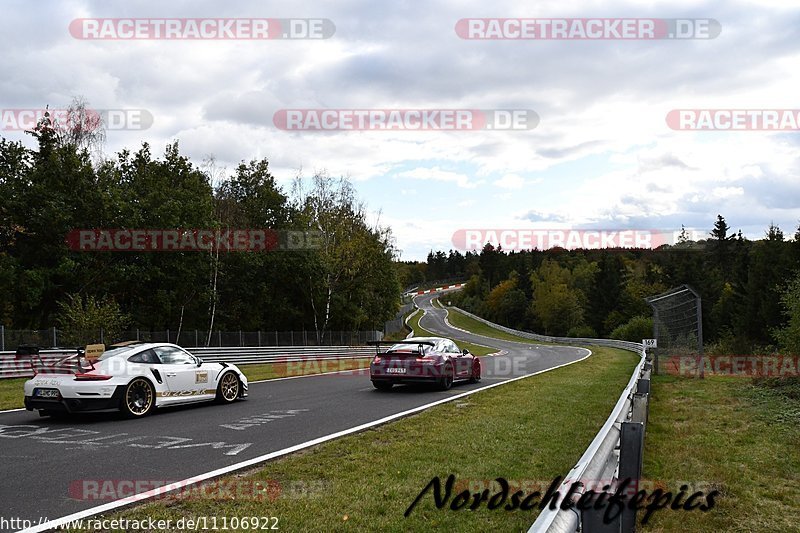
[0,293,588,532]
[415,293,590,377]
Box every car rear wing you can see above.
[366,340,436,355]
[15,344,102,375]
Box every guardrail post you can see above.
[581,503,621,532]
[619,422,645,532]
[631,393,649,427]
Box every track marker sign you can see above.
[642,339,657,349]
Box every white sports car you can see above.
[23,342,248,417]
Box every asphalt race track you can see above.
[0,293,589,531]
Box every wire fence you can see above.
[0,326,383,351]
[646,284,703,375]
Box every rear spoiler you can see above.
[15,344,101,375]
[367,340,436,355]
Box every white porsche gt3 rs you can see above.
[23,342,248,417]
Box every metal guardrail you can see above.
[0,346,376,378]
[448,307,650,533]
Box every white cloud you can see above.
[1,0,799,259]
[396,167,479,189]
[493,174,525,190]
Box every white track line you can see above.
[22,346,591,533]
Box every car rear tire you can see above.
[438,363,454,391]
[373,381,393,390]
[468,360,481,383]
[216,371,240,403]
[121,378,155,417]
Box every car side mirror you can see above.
[462,349,469,355]
[196,358,203,366]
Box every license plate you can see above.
[386,368,407,374]
[35,388,60,398]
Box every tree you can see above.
[710,215,731,241]
[485,271,527,328]
[530,259,585,335]
[292,172,400,339]
[52,97,106,154]
[773,272,800,354]
[56,294,129,346]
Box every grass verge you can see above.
[0,359,373,411]
[406,308,496,357]
[444,308,554,345]
[95,346,637,532]
[641,375,800,531]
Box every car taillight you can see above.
[373,356,382,364]
[74,373,113,381]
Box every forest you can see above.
[397,220,800,355]
[0,111,401,341]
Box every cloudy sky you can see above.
[2,0,800,260]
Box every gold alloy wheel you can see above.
[220,372,239,402]
[125,378,154,416]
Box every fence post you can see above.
[275,331,278,346]
[652,307,660,375]
[218,331,222,347]
[291,331,294,346]
[166,329,170,343]
[99,328,104,344]
[258,330,261,347]
[136,328,140,341]
[195,330,198,347]
[0,324,4,351]
[303,330,307,346]
[696,294,704,379]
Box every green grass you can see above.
[0,359,373,411]
[98,346,637,533]
[406,308,496,357]
[0,377,27,411]
[641,375,800,531]
[444,308,555,345]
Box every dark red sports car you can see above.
[368,337,481,391]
